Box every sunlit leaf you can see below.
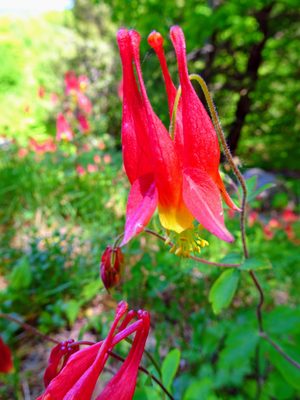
[209,269,240,314]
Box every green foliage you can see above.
[209,269,240,314]
[161,348,181,392]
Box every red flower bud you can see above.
[44,339,80,387]
[100,246,123,291]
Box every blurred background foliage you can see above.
[0,0,299,399]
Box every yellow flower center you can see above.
[165,226,209,257]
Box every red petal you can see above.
[147,31,183,159]
[97,311,150,400]
[147,31,177,117]
[170,26,220,176]
[122,174,158,246]
[40,303,128,400]
[40,343,102,399]
[0,337,13,373]
[215,171,241,211]
[183,168,234,242]
[129,30,182,207]
[117,29,153,184]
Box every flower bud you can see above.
[100,246,123,291]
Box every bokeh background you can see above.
[0,0,299,399]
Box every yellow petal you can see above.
[158,203,194,233]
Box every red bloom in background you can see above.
[76,165,86,176]
[117,27,239,247]
[77,92,93,115]
[77,112,90,133]
[37,301,150,400]
[38,86,45,98]
[0,337,13,373]
[29,137,57,154]
[65,71,79,95]
[56,113,74,142]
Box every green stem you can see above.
[169,86,182,140]
[144,228,241,268]
[0,313,59,344]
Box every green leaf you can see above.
[239,176,274,203]
[183,377,214,400]
[220,252,241,265]
[82,280,102,302]
[245,176,257,195]
[9,257,32,290]
[238,256,272,271]
[248,183,274,202]
[133,387,159,400]
[64,300,80,325]
[208,269,240,314]
[267,342,300,390]
[161,348,181,392]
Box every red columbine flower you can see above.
[117,27,239,251]
[0,336,13,373]
[37,301,150,400]
[56,113,73,142]
[100,246,124,291]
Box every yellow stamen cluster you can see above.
[165,226,209,257]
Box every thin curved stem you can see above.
[113,232,125,248]
[188,74,249,258]
[169,86,181,140]
[0,313,59,344]
[144,228,241,268]
[249,271,264,332]
[192,74,300,371]
[259,333,300,370]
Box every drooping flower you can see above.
[117,27,239,253]
[56,113,73,142]
[0,336,13,373]
[100,246,124,290]
[37,301,150,400]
